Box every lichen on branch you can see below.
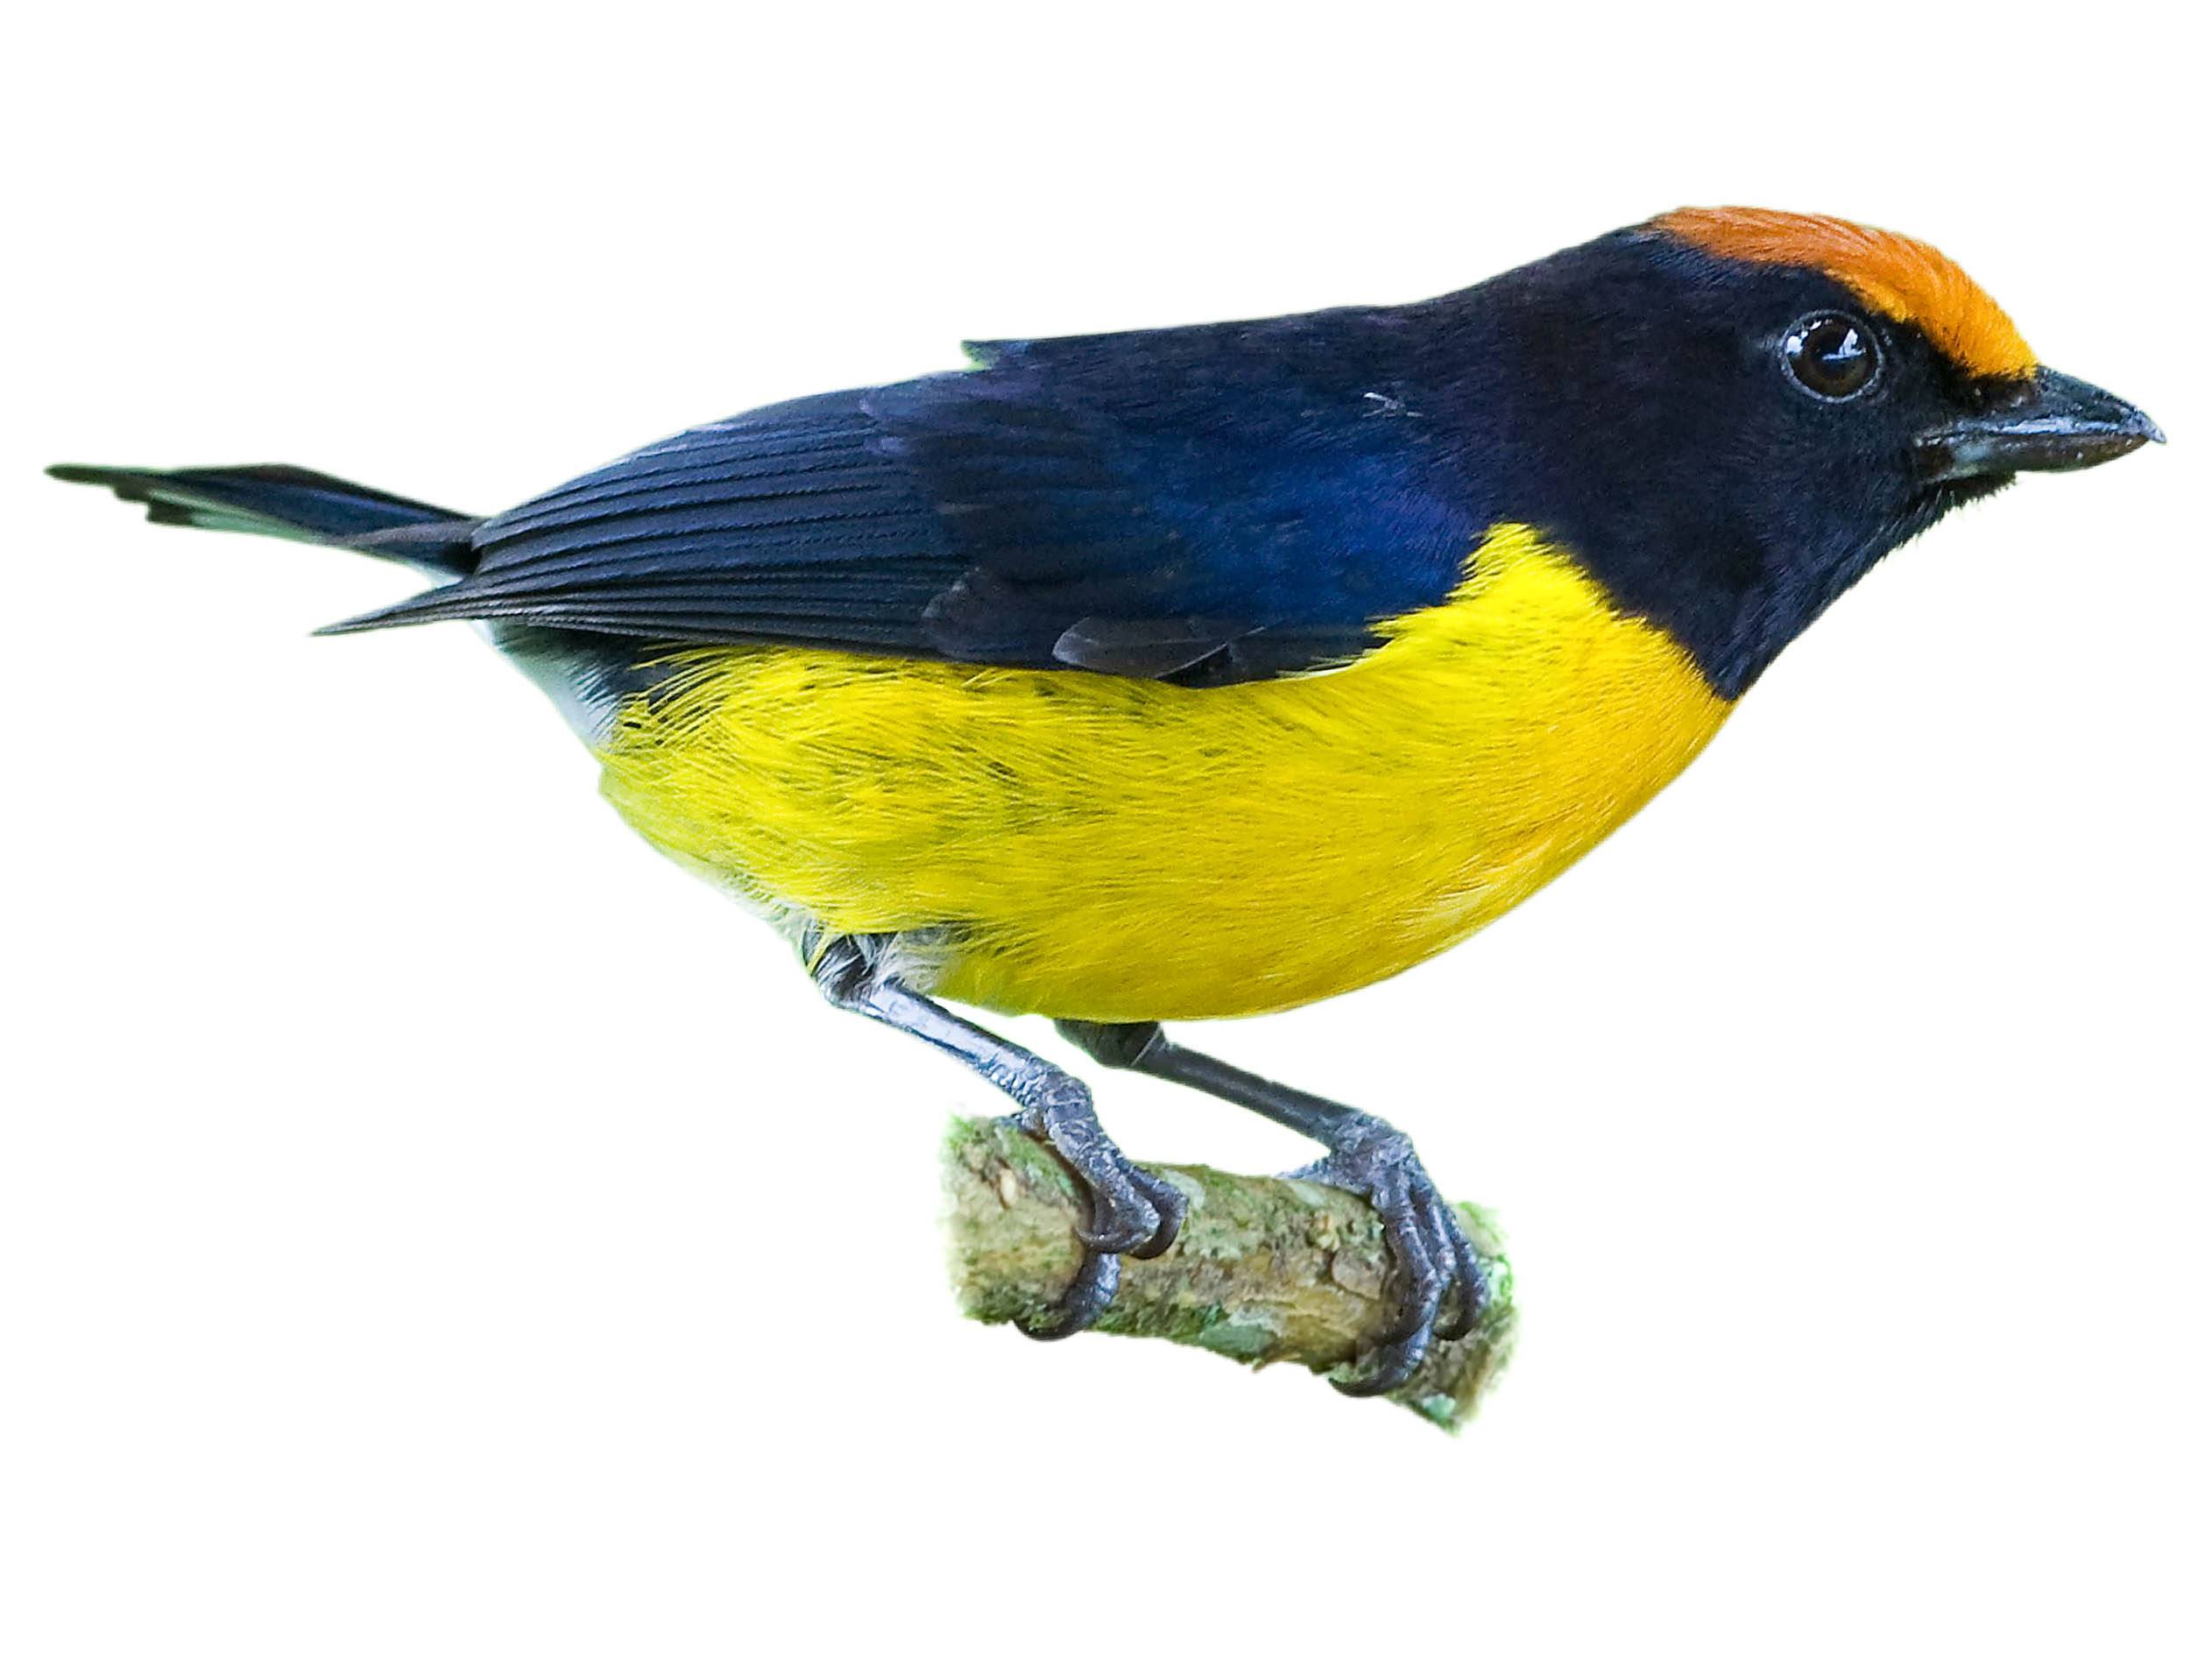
[942,1117,1516,1430]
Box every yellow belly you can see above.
[593,524,1734,1020]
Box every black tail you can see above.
[47,462,480,577]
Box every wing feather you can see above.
[326,315,1481,683]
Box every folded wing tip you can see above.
[313,614,389,638]
[314,594,449,636]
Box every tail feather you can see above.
[48,462,480,576]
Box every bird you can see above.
[52,207,2161,1394]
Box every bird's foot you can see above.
[806,931,1184,1338]
[1005,1076,1188,1339]
[1291,1112,1490,1395]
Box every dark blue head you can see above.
[1419,208,2162,696]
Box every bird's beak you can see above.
[1919,368,2164,484]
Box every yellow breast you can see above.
[593,524,1734,1020]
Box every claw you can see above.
[1297,1114,1487,1394]
[1331,1325,1436,1397]
[1013,1077,1187,1264]
[1123,1165,1189,1260]
[1064,1157,1172,1256]
[1016,1248,1120,1340]
[1425,1189,1488,1342]
[1000,1079,1187,1338]
[1369,1174,1446,1346]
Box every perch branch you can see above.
[942,1117,1516,1430]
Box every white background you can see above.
[4,6,2203,1655]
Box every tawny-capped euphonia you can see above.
[53,208,2161,1394]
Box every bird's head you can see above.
[1465,207,2163,695]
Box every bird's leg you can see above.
[810,937,1186,1338]
[1058,1020,1490,1394]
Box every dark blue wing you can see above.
[328,307,1485,684]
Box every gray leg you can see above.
[812,938,1187,1337]
[1058,1020,1489,1394]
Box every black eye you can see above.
[1782,313,1881,401]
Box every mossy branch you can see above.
[942,1117,1516,1430]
